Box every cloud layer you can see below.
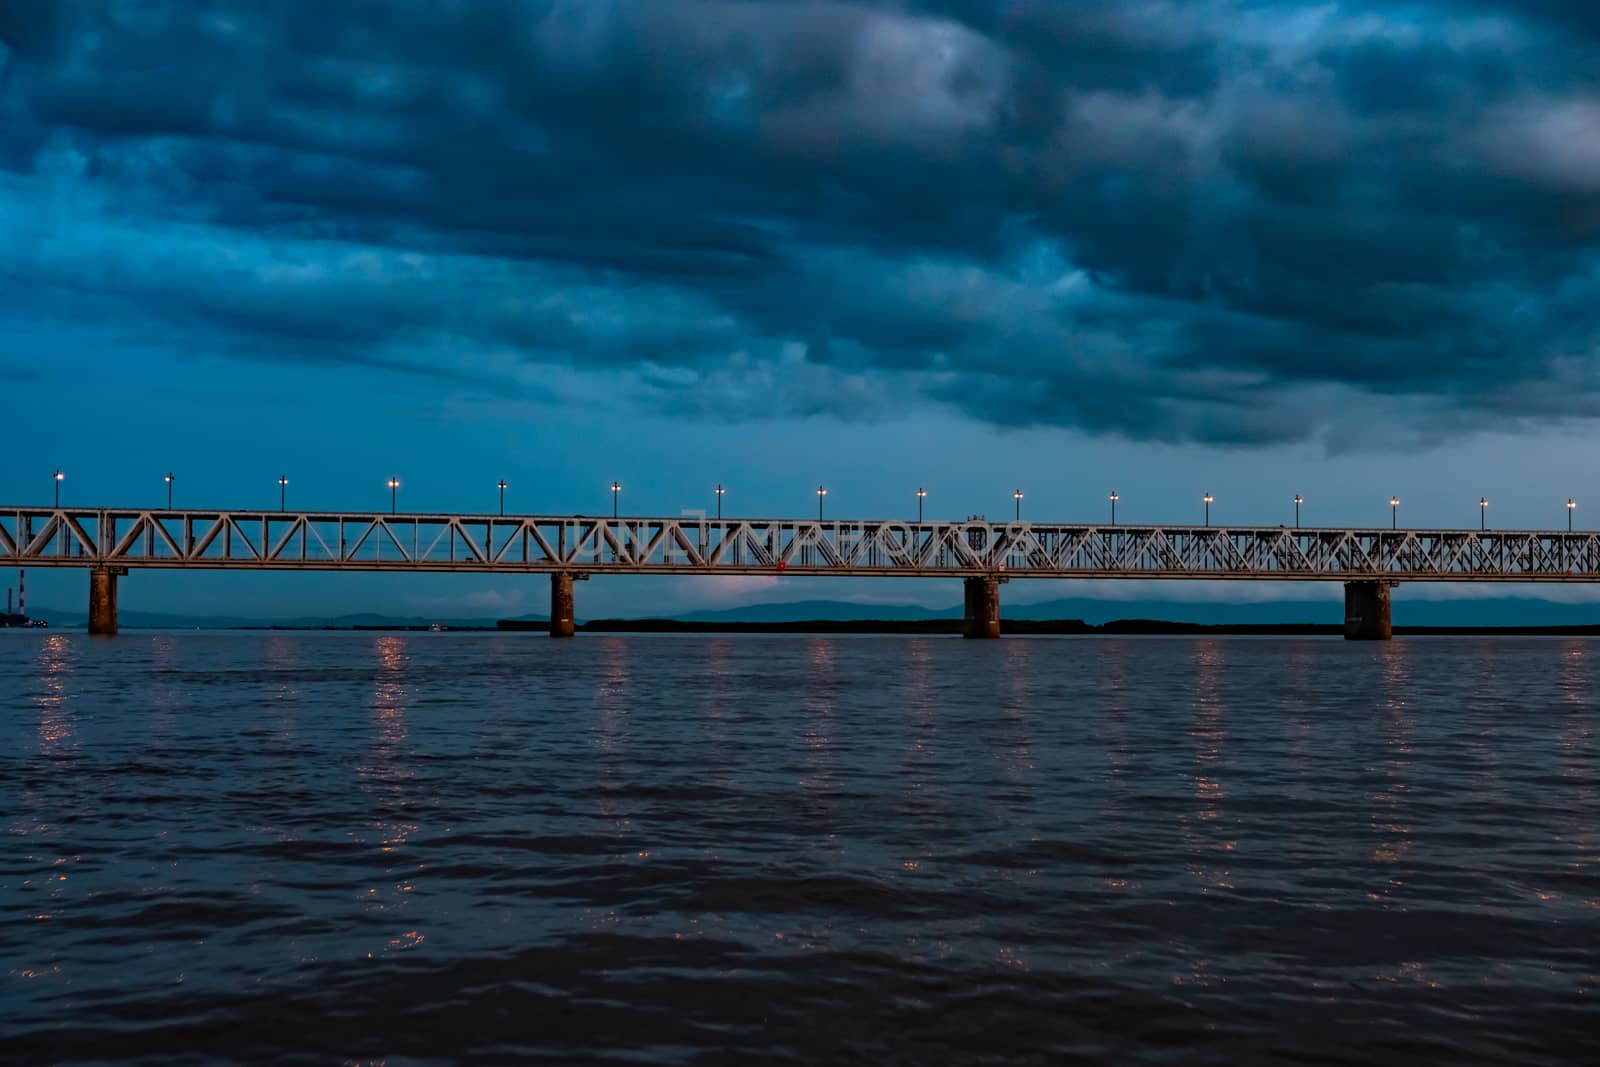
[2,0,1598,446]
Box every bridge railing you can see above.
[4,507,1600,580]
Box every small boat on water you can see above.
[428,622,448,632]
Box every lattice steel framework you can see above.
[5,507,1600,582]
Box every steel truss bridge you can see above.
[8,506,1599,640]
[5,506,1599,581]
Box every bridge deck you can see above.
[4,507,1598,581]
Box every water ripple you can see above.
[2,632,1597,1064]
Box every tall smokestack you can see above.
[17,569,23,619]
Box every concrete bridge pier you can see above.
[88,566,128,636]
[963,575,1002,639]
[1344,581,1395,641]
[549,572,583,638]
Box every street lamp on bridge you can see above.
[611,481,621,519]
[497,480,508,516]
[1480,497,1488,531]
[1109,491,1118,526]
[1203,493,1213,527]
[715,484,725,520]
[54,470,64,508]
[165,472,175,510]
[1390,496,1400,530]
[1014,489,1024,521]
[817,485,827,520]
[917,487,926,523]
[278,475,289,512]
[1294,494,1303,528]
[387,477,400,514]
[1569,498,1577,532]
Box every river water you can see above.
[1,632,1596,1064]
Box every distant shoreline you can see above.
[203,618,1600,636]
[558,618,1600,636]
[18,619,1600,636]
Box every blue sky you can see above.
[3,1,1599,620]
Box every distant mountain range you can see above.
[656,596,1600,627]
[19,595,1600,630]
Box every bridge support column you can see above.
[1344,581,1394,641]
[88,566,127,636]
[962,576,1001,639]
[550,573,577,638]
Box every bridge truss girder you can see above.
[4,508,1600,581]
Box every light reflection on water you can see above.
[798,638,838,805]
[997,639,1035,783]
[0,631,1597,1066]
[1557,643,1598,908]
[897,638,938,815]
[261,634,302,744]
[593,636,632,830]
[34,633,74,758]
[357,636,417,954]
[1369,643,1414,876]
[1463,641,1508,827]
[1188,640,1227,815]
[1181,640,1231,938]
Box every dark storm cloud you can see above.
[1,0,1597,446]
[1445,0,1600,40]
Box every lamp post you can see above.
[1294,494,1302,529]
[388,477,400,514]
[611,481,621,519]
[1480,497,1487,531]
[917,487,926,523]
[1568,498,1576,533]
[1014,489,1024,521]
[165,472,174,510]
[1390,496,1399,530]
[1203,493,1213,527]
[817,485,827,520]
[497,479,508,516]
[1109,491,1119,525]
[279,475,289,512]
[715,484,725,520]
[54,470,64,508]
